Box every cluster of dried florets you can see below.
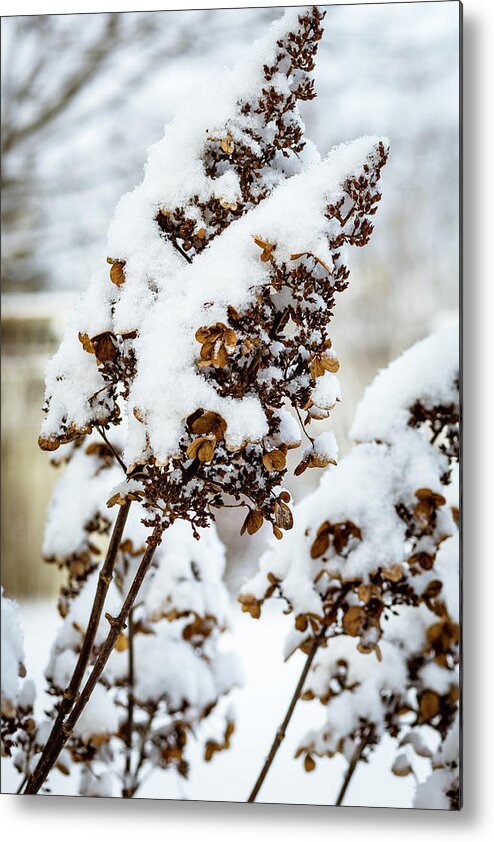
[241,327,460,806]
[34,435,240,796]
[38,7,326,451]
[38,6,388,543]
[158,7,326,255]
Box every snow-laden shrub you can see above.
[38,433,241,796]
[24,6,389,796]
[241,326,459,807]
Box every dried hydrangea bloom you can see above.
[240,326,459,646]
[295,585,459,789]
[38,6,326,452]
[240,327,459,802]
[40,434,240,796]
[38,6,389,541]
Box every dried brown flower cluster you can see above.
[156,7,325,257]
[38,7,326,453]
[139,140,388,541]
[29,7,391,799]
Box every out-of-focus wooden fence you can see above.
[1,293,76,598]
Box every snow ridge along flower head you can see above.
[38,6,389,542]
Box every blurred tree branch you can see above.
[1,15,121,155]
[0,10,200,290]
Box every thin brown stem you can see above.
[247,630,325,803]
[125,706,156,798]
[16,772,29,794]
[22,500,131,794]
[294,404,314,445]
[24,523,162,795]
[171,240,193,264]
[122,608,135,797]
[334,724,373,807]
[96,425,127,473]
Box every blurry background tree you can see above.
[1,2,459,597]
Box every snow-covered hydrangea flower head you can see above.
[240,326,459,648]
[38,6,389,542]
[240,327,460,806]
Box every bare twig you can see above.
[122,608,135,797]
[335,724,373,807]
[125,706,157,798]
[247,630,325,803]
[22,500,131,794]
[96,425,127,473]
[25,524,163,795]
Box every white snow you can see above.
[351,324,459,444]
[1,590,25,716]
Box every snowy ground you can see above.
[1,599,428,807]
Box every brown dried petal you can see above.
[108,259,126,287]
[304,754,316,773]
[240,509,264,536]
[215,345,229,368]
[238,593,261,619]
[186,436,215,462]
[419,691,441,721]
[78,332,95,355]
[310,531,330,559]
[195,326,215,343]
[309,356,326,378]
[92,332,117,364]
[408,551,435,571]
[321,355,340,373]
[192,411,227,441]
[262,449,287,472]
[38,435,61,452]
[253,236,275,262]
[115,633,128,652]
[220,134,235,154]
[274,500,293,531]
[342,606,365,637]
[381,564,404,582]
[415,488,446,507]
